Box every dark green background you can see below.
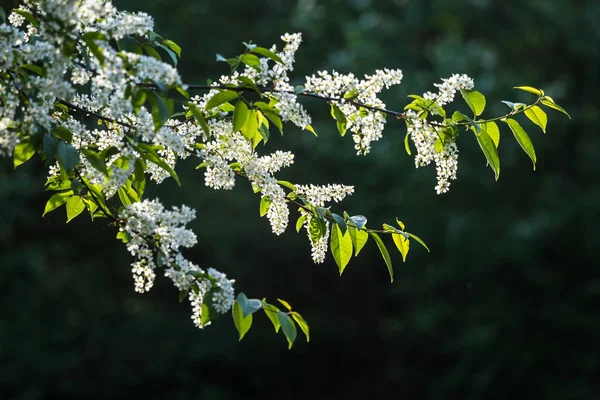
[1,0,599,399]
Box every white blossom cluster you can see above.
[293,184,354,263]
[199,127,294,235]
[295,184,355,207]
[301,210,330,264]
[407,74,474,194]
[119,199,235,328]
[305,68,403,154]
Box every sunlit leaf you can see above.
[369,232,393,282]
[331,223,353,275]
[504,118,537,170]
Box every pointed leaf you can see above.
[252,47,283,64]
[43,191,73,216]
[349,215,367,231]
[277,298,292,311]
[524,105,547,133]
[369,232,394,282]
[331,224,353,275]
[392,233,410,262]
[330,103,347,136]
[460,89,486,117]
[407,232,430,252]
[206,90,239,110]
[232,300,253,341]
[348,226,369,256]
[233,100,249,132]
[259,196,271,217]
[514,86,543,96]
[540,97,571,119]
[14,141,36,168]
[66,196,85,222]
[331,213,347,234]
[57,141,80,171]
[404,131,412,155]
[504,118,537,170]
[263,303,281,332]
[278,311,297,349]
[291,312,310,342]
[475,130,500,180]
[481,121,500,147]
[296,214,307,233]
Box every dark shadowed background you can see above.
[1,0,599,399]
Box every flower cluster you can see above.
[295,184,355,207]
[119,199,235,328]
[199,128,293,235]
[294,184,355,263]
[305,68,403,154]
[407,74,474,194]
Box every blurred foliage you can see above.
[1,0,599,399]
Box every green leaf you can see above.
[252,47,284,64]
[331,213,347,234]
[132,158,146,196]
[452,111,470,122]
[540,96,571,119]
[66,196,85,222]
[137,143,181,186]
[514,86,544,96]
[296,214,307,233]
[305,124,318,136]
[504,118,537,170]
[178,290,187,303]
[524,105,548,133]
[162,39,181,57]
[277,180,296,191]
[233,100,249,132]
[148,92,171,130]
[263,302,281,332]
[141,44,161,60]
[369,232,394,282]
[187,103,211,139]
[404,131,412,155]
[308,216,326,242]
[330,103,347,136]
[13,141,36,168]
[259,196,271,217]
[232,300,253,341]
[14,9,39,28]
[407,232,430,252]
[331,223,353,275]
[82,149,108,175]
[475,130,500,180]
[278,311,297,349]
[291,312,310,342]
[241,109,258,141]
[277,298,292,311]
[116,231,130,243]
[82,33,105,65]
[236,293,262,317]
[43,191,73,216]
[392,233,410,262]
[460,89,486,117]
[56,141,80,171]
[349,215,367,231]
[348,226,369,256]
[395,218,405,230]
[481,121,500,147]
[239,53,261,68]
[117,187,133,206]
[206,90,239,110]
